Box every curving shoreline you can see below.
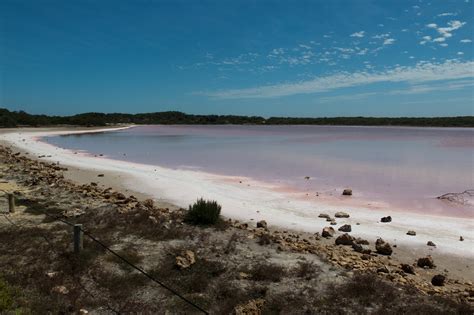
[0,126,473,262]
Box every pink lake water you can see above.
[44,125,474,218]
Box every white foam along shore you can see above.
[1,127,473,259]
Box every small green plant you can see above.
[185,198,221,225]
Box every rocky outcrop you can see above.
[375,238,393,255]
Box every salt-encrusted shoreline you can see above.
[1,127,473,261]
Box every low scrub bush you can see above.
[185,198,221,225]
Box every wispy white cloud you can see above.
[350,31,365,38]
[202,60,474,99]
[383,38,396,45]
[437,12,457,17]
[388,79,474,95]
[460,39,472,43]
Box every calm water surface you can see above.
[44,125,474,217]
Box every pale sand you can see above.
[1,127,473,281]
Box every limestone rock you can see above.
[401,264,416,275]
[256,220,267,229]
[234,298,265,315]
[335,233,355,246]
[322,227,335,238]
[338,224,351,232]
[417,256,435,269]
[352,243,371,254]
[432,274,446,286]
[342,189,352,196]
[334,211,350,218]
[175,250,196,269]
[375,238,393,255]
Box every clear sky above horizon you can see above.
[1,0,473,117]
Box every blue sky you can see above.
[1,0,473,117]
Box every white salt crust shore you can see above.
[1,127,473,259]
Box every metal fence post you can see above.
[8,194,15,213]
[74,224,83,254]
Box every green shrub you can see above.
[185,198,221,225]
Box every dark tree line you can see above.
[1,108,473,128]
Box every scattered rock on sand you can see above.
[334,211,350,218]
[432,274,446,286]
[417,256,435,269]
[175,250,196,269]
[427,241,436,247]
[234,299,265,315]
[375,238,393,255]
[406,230,416,236]
[330,220,337,226]
[354,237,369,245]
[322,227,335,238]
[318,213,331,219]
[342,188,352,196]
[335,233,355,246]
[460,236,464,241]
[97,174,104,177]
[338,224,351,232]
[352,243,371,254]
[256,220,267,229]
[401,264,416,275]
[380,216,392,223]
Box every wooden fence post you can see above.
[73,224,83,254]
[8,194,15,213]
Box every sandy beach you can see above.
[0,126,473,283]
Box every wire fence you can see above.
[0,195,209,314]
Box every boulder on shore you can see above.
[318,213,331,219]
[431,274,446,286]
[380,216,392,223]
[342,188,352,196]
[335,233,355,246]
[338,224,352,232]
[417,256,435,269]
[375,238,393,255]
[256,220,267,229]
[427,241,436,247]
[406,230,416,236]
[322,227,335,238]
[352,243,371,254]
[334,211,350,218]
[401,263,416,275]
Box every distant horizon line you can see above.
[2,107,473,119]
